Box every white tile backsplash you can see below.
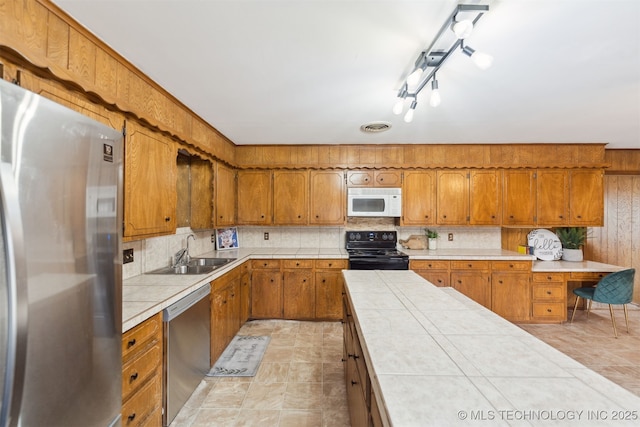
[123,225,503,279]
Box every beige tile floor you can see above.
[169,319,350,427]
[519,305,640,397]
[170,305,640,427]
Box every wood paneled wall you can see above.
[585,175,640,303]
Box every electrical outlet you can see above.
[264,232,269,240]
[448,233,454,241]
[123,248,134,264]
[211,234,215,243]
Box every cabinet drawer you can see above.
[491,261,531,272]
[122,313,161,361]
[122,342,161,401]
[416,271,449,287]
[410,260,450,270]
[532,284,564,301]
[315,259,348,270]
[252,259,281,269]
[532,273,565,283]
[450,260,490,271]
[121,373,161,427]
[569,272,608,281]
[532,302,566,318]
[283,259,314,269]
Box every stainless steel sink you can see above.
[148,258,235,275]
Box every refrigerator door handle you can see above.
[0,162,28,427]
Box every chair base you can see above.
[570,296,630,338]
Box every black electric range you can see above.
[346,230,409,270]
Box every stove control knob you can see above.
[355,233,361,240]
[349,233,355,241]
[382,233,388,240]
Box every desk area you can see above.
[532,260,626,323]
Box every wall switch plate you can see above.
[123,248,134,264]
[264,232,269,240]
[448,233,454,241]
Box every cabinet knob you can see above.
[428,264,433,268]
[129,372,139,382]
[127,413,136,422]
[351,380,358,386]
[443,215,447,219]
[510,215,514,219]
[467,264,472,268]
[297,215,301,218]
[127,338,136,348]
[328,263,333,267]
[546,291,552,295]
[261,215,265,218]
[509,264,514,268]
[547,308,552,313]
[165,216,171,222]
[498,280,503,284]
[577,215,582,219]
[547,276,552,280]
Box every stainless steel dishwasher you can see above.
[163,284,211,426]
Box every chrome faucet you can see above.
[173,234,196,267]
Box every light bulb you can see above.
[406,68,423,87]
[462,45,494,70]
[430,90,441,107]
[392,98,405,115]
[452,19,473,39]
[430,79,441,107]
[472,51,493,70]
[403,108,415,123]
[403,100,417,123]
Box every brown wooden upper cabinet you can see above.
[309,170,345,225]
[214,162,237,227]
[569,169,604,226]
[188,156,214,230]
[537,169,569,226]
[124,121,176,239]
[402,170,436,225]
[237,170,272,225]
[273,170,308,225]
[347,170,402,187]
[436,170,501,225]
[503,170,536,226]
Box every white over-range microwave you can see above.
[347,187,402,217]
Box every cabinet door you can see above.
[569,169,604,225]
[210,287,228,365]
[239,268,251,325]
[124,121,176,238]
[273,170,308,225]
[503,170,536,226]
[309,170,345,224]
[237,170,272,225]
[283,270,315,319]
[451,272,491,309]
[346,171,373,187]
[315,270,344,319]
[402,170,435,225]
[215,162,236,226]
[492,273,531,322]
[537,170,568,226]
[190,157,214,230]
[251,270,282,318]
[437,170,469,224]
[469,170,501,225]
[226,280,241,342]
[374,170,402,187]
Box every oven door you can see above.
[348,256,409,270]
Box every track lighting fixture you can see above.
[393,4,491,122]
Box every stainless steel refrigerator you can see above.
[0,79,123,426]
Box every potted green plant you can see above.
[555,227,586,262]
[424,228,439,250]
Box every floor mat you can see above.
[207,335,270,377]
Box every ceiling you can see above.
[52,0,640,149]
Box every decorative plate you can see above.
[527,229,562,261]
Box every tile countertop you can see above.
[122,247,347,331]
[342,270,640,426]
[400,248,536,260]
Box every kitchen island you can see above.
[343,270,640,426]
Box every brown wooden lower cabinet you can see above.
[409,260,450,287]
[344,293,386,426]
[283,260,315,319]
[250,259,283,319]
[121,313,163,427]
[211,267,245,365]
[451,261,491,309]
[532,272,567,323]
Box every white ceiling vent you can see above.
[360,122,391,133]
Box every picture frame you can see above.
[215,227,239,250]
